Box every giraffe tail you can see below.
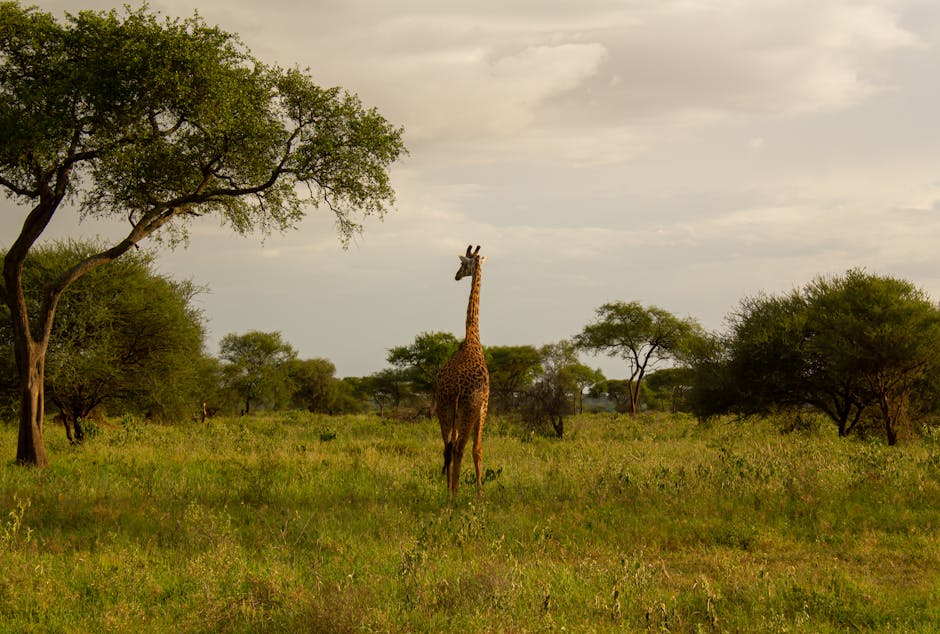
[442,441,453,475]
[442,400,458,476]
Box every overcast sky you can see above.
[7,1,940,378]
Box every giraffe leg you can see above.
[472,418,484,497]
[452,397,479,496]
[473,398,488,496]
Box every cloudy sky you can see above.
[8,1,940,378]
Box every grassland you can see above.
[0,411,938,632]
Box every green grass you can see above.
[0,411,938,632]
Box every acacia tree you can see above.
[724,290,869,435]
[803,270,940,444]
[219,331,296,415]
[0,4,404,464]
[539,340,603,415]
[600,379,636,414]
[361,368,411,417]
[711,270,940,444]
[564,363,605,414]
[724,293,817,415]
[287,358,339,414]
[575,302,702,416]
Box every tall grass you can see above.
[0,411,938,632]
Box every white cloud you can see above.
[143,0,921,168]
[49,1,922,167]
[378,42,609,147]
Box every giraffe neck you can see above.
[464,260,482,348]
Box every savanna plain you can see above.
[0,412,938,633]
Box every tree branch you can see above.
[0,176,38,198]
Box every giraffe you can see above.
[435,244,490,496]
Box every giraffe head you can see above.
[455,244,485,280]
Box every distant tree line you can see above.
[4,242,939,449]
[371,270,940,446]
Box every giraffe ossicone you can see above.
[434,244,490,496]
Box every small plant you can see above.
[463,465,502,486]
[454,502,487,547]
[111,413,144,446]
[482,466,502,484]
[0,496,33,551]
[77,416,102,439]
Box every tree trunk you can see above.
[885,420,898,446]
[628,374,644,417]
[14,340,48,467]
[6,245,51,466]
[63,416,74,444]
[878,391,901,446]
[4,164,137,465]
[72,416,86,444]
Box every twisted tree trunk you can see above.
[13,338,48,466]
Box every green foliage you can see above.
[485,344,542,412]
[286,357,340,413]
[387,331,459,397]
[520,341,605,437]
[602,378,639,413]
[0,2,405,243]
[0,411,938,631]
[805,270,940,443]
[710,269,940,443]
[331,376,371,415]
[560,360,605,414]
[219,330,297,414]
[576,302,704,415]
[684,331,737,421]
[644,367,694,412]
[0,240,208,423]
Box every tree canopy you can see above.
[705,270,940,444]
[219,331,296,415]
[518,341,604,437]
[0,3,405,464]
[0,240,207,433]
[575,301,703,415]
[485,345,542,413]
[387,331,459,398]
[287,358,340,414]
